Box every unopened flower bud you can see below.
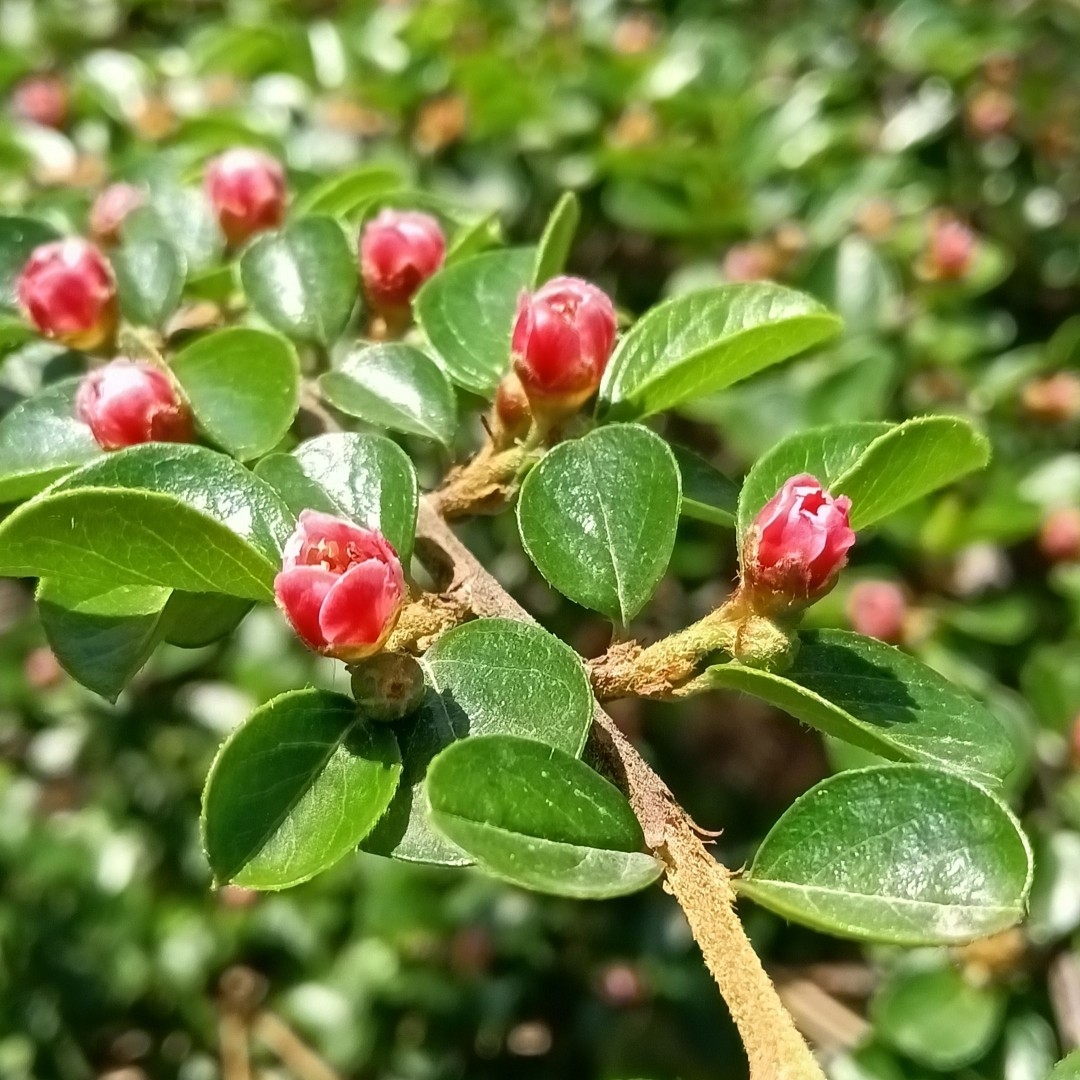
[76,359,193,450]
[275,510,405,661]
[511,275,617,413]
[204,148,287,246]
[89,183,145,245]
[349,652,426,722]
[742,474,855,611]
[1039,507,1080,564]
[17,238,117,350]
[966,86,1015,139]
[492,371,533,445]
[847,580,907,643]
[922,214,977,281]
[1021,372,1080,424]
[722,241,780,283]
[360,209,446,310]
[12,73,68,128]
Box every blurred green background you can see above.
[5,1,1080,1077]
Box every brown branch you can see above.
[414,498,825,1080]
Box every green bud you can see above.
[349,653,426,723]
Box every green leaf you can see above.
[532,192,580,286]
[739,764,1033,945]
[0,376,101,503]
[736,417,989,536]
[697,630,1014,785]
[805,235,900,337]
[171,328,300,461]
[425,735,663,898]
[123,184,222,273]
[517,424,681,625]
[1051,1052,1080,1079]
[0,444,292,599]
[255,432,417,563]
[872,967,1004,1070]
[366,618,594,866]
[162,592,253,648]
[319,343,457,446]
[599,285,842,420]
[414,247,534,396]
[37,578,170,702]
[832,415,991,530]
[671,445,738,527]
[0,215,60,306]
[201,689,402,889]
[111,237,186,329]
[446,211,502,264]
[292,165,404,218]
[239,216,358,346]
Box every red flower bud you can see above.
[924,215,976,281]
[12,74,69,129]
[76,359,193,450]
[204,148,287,246]
[360,209,446,310]
[1039,507,1080,564]
[274,510,406,661]
[846,580,907,643]
[89,182,146,245]
[511,275,617,410]
[743,474,855,609]
[17,238,117,350]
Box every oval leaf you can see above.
[415,247,534,396]
[425,734,663,898]
[201,689,402,889]
[319,343,457,446]
[239,216,358,345]
[739,764,1033,945]
[599,284,842,420]
[112,237,186,328]
[171,327,300,460]
[671,444,738,527]
[517,424,681,625]
[532,192,580,286]
[697,629,1015,786]
[255,432,418,563]
[366,618,595,866]
[292,164,404,218]
[0,376,102,502]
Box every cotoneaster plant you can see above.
[0,165,1031,1080]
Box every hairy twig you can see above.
[414,498,825,1079]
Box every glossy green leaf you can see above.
[736,416,989,536]
[112,237,186,328]
[697,630,1015,785]
[739,765,1033,945]
[255,432,417,563]
[414,247,534,396]
[201,689,402,889]
[0,444,292,599]
[805,234,900,337]
[446,211,502,263]
[0,216,60,306]
[37,578,170,702]
[366,618,594,866]
[0,376,101,503]
[426,735,663,898]
[171,327,300,460]
[162,592,253,648]
[532,192,579,286]
[873,967,1004,1070]
[123,184,222,273]
[671,445,738,527]
[319,343,457,446]
[517,424,681,625]
[292,165,404,218]
[239,216,357,345]
[599,284,842,420]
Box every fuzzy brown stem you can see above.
[414,498,825,1079]
[432,444,528,519]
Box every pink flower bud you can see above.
[722,241,780,283]
[1039,507,1080,564]
[743,474,855,608]
[846,580,907,643]
[360,209,446,310]
[17,238,117,350]
[511,275,617,410]
[204,148,287,246]
[89,182,146,245]
[12,74,69,129]
[925,215,976,281]
[76,359,193,450]
[274,510,406,661]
